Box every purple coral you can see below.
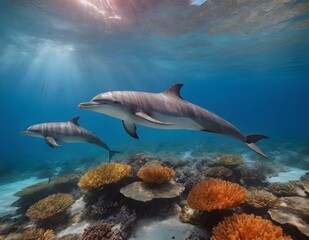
[81,221,122,240]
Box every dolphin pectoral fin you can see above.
[135,112,174,125]
[45,137,61,148]
[122,121,139,139]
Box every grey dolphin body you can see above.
[21,117,120,161]
[79,83,269,158]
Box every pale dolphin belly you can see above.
[54,135,87,143]
[132,112,204,130]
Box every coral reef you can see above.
[269,196,309,237]
[110,207,137,239]
[204,166,232,179]
[81,221,122,240]
[211,213,292,240]
[246,189,277,208]
[15,174,78,197]
[12,174,78,214]
[78,163,132,190]
[187,179,246,211]
[120,181,184,202]
[21,228,56,240]
[58,234,81,240]
[26,193,74,219]
[137,165,175,184]
[212,155,244,167]
[268,182,301,197]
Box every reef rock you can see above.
[120,181,184,202]
[268,196,309,237]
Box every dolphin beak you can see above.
[21,130,29,135]
[78,101,102,109]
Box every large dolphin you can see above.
[21,117,120,161]
[78,83,269,158]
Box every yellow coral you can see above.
[26,193,74,219]
[246,189,277,208]
[21,228,56,240]
[78,163,132,190]
[187,179,246,211]
[213,155,243,167]
[211,213,292,240]
[137,165,175,184]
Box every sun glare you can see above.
[77,0,122,21]
[22,39,81,99]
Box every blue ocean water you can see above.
[0,0,308,182]
[0,0,309,240]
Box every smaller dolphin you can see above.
[21,116,120,161]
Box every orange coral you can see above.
[78,163,132,190]
[211,213,292,240]
[137,165,175,184]
[187,179,246,211]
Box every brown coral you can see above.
[21,228,56,240]
[204,166,233,179]
[213,155,244,167]
[137,165,175,184]
[211,213,292,240]
[246,189,277,208]
[78,163,132,190]
[187,179,246,211]
[26,193,74,219]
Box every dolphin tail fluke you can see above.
[108,150,122,162]
[245,134,269,159]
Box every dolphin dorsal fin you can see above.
[70,116,80,126]
[163,83,184,99]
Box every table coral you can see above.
[15,174,78,197]
[137,165,175,184]
[211,213,292,240]
[120,181,184,202]
[246,189,277,208]
[269,196,309,237]
[21,228,56,240]
[78,163,132,190]
[187,179,246,211]
[26,193,74,219]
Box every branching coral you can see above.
[204,166,232,179]
[21,228,56,240]
[211,213,292,240]
[268,182,299,197]
[187,179,246,211]
[82,221,122,240]
[137,165,175,184]
[246,189,277,208]
[213,155,243,167]
[78,163,132,190]
[26,193,74,219]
